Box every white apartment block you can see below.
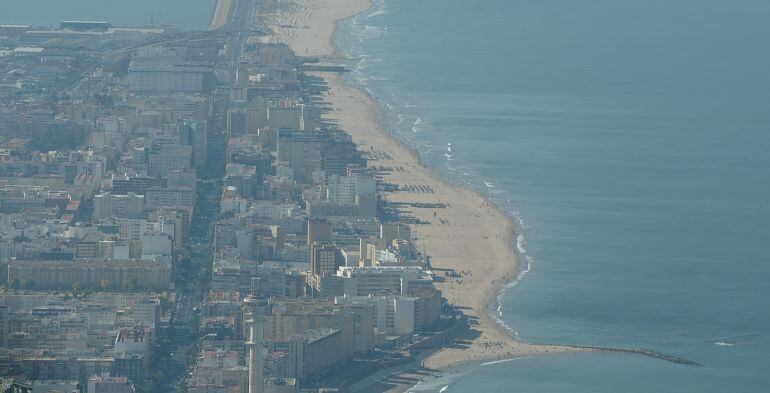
[93,193,145,219]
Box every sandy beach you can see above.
[261,0,590,375]
[209,0,232,30]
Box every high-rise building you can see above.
[264,378,298,393]
[322,130,366,177]
[111,176,152,195]
[335,266,433,297]
[267,106,302,131]
[179,119,208,172]
[93,193,145,219]
[88,373,136,393]
[128,61,213,94]
[311,243,346,277]
[7,258,172,291]
[307,219,332,246]
[145,187,195,212]
[0,306,8,348]
[148,143,192,178]
[243,293,269,393]
[276,130,323,183]
[325,174,378,217]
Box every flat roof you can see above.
[13,47,44,53]
[61,20,110,24]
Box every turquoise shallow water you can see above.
[1,0,216,29]
[336,0,770,391]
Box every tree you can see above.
[158,295,172,314]
[29,125,88,152]
[10,278,20,290]
[72,282,81,298]
[23,279,34,290]
[12,235,31,243]
[124,276,139,292]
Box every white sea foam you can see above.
[512,212,529,231]
[358,54,383,63]
[713,334,762,345]
[490,232,533,337]
[481,356,532,366]
[424,144,443,154]
[358,24,388,41]
[353,74,369,87]
[516,232,528,255]
[368,9,391,18]
[412,118,427,132]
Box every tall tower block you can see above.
[243,291,268,393]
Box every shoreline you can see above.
[255,0,707,390]
[262,0,591,374]
[304,0,705,374]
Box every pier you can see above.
[571,345,704,367]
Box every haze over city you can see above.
[0,0,768,392]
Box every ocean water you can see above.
[0,0,216,29]
[336,0,770,391]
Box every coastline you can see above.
[262,0,591,375]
